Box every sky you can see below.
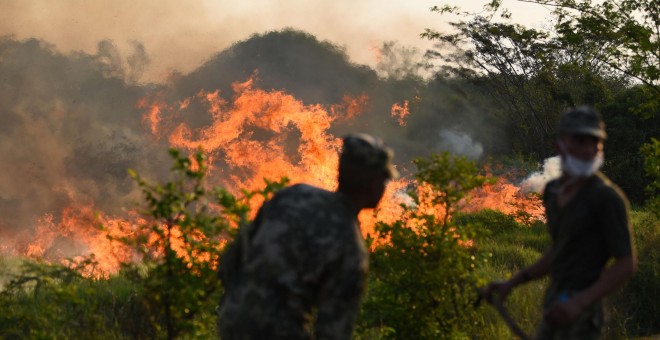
[0,0,554,83]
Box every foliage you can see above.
[640,137,660,215]
[1,149,658,339]
[113,149,224,338]
[421,2,625,158]
[604,210,660,337]
[0,258,133,339]
[421,0,659,154]
[358,152,491,338]
[114,148,287,339]
[422,0,658,204]
[547,0,660,110]
[599,90,660,204]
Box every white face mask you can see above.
[558,141,604,177]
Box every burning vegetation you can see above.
[0,31,546,277]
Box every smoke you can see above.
[126,41,150,84]
[0,37,169,238]
[0,29,506,261]
[436,129,484,160]
[374,41,426,80]
[521,156,561,193]
[0,1,441,84]
[94,39,150,84]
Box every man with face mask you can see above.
[482,106,636,339]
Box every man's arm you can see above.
[314,251,367,339]
[483,248,554,300]
[545,254,636,327]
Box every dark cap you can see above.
[558,106,607,139]
[341,133,399,179]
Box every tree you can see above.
[540,0,659,110]
[115,149,286,338]
[641,138,660,215]
[421,1,649,157]
[358,152,492,339]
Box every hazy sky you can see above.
[0,0,553,82]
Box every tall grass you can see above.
[456,209,659,340]
[0,208,657,339]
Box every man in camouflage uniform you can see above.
[217,134,397,339]
[483,106,636,339]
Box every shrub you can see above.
[358,152,491,339]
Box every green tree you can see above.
[423,5,563,158]
[540,0,659,109]
[422,0,657,202]
[641,138,660,215]
[0,258,124,339]
[600,88,660,203]
[421,0,658,157]
[358,152,492,339]
[115,149,286,338]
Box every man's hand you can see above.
[480,280,515,303]
[544,297,584,328]
[480,250,552,304]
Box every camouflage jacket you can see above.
[218,184,369,340]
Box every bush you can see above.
[358,152,490,339]
[0,149,285,339]
[113,149,286,338]
[1,149,656,339]
[606,211,660,338]
[0,259,130,339]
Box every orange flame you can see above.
[15,205,137,278]
[464,177,544,223]
[390,100,410,126]
[147,77,410,231]
[10,76,545,276]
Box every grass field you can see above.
[0,208,657,339]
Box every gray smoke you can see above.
[374,41,425,80]
[521,156,561,193]
[0,36,169,244]
[0,29,507,258]
[436,129,484,160]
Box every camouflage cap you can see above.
[558,106,607,139]
[341,133,399,179]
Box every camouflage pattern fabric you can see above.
[218,184,368,340]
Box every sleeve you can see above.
[597,186,634,259]
[314,237,368,340]
[218,202,267,291]
[217,227,247,292]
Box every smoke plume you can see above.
[521,156,561,193]
[436,129,484,160]
[0,30,506,260]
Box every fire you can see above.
[143,77,409,227]
[465,177,545,223]
[6,205,137,278]
[391,100,410,126]
[137,94,165,136]
[8,75,545,277]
